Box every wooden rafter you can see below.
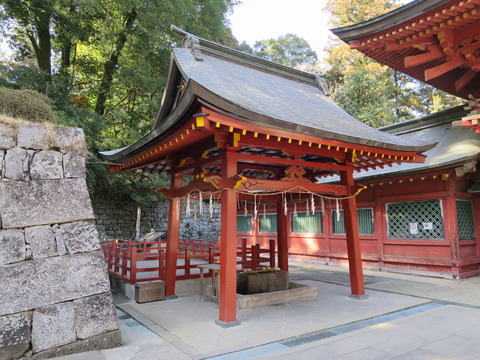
[343,0,480,97]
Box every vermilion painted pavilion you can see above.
[101,26,431,326]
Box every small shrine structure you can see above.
[100,26,431,326]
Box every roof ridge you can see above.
[379,105,469,135]
[170,25,324,91]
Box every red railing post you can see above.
[121,250,127,279]
[130,246,137,284]
[209,247,215,263]
[241,238,247,268]
[185,249,191,276]
[159,250,165,279]
[113,247,119,274]
[269,239,276,268]
[251,244,260,270]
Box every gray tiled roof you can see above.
[101,29,433,162]
[322,106,480,182]
[170,44,432,152]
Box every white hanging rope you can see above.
[186,194,191,217]
[335,198,340,222]
[209,193,213,218]
[311,193,315,215]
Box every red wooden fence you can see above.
[101,238,276,284]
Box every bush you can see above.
[0,86,56,123]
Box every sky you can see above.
[227,0,331,59]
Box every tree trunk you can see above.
[27,10,52,76]
[95,8,138,115]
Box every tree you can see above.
[324,0,461,125]
[253,34,317,68]
[0,0,238,206]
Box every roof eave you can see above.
[330,0,451,43]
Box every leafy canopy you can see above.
[253,33,317,68]
[0,0,237,206]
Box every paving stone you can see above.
[0,228,25,265]
[0,311,32,360]
[0,178,94,228]
[32,302,76,353]
[74,293,119,339]
[32,330,121,360]
[30,150,64,180]
[24,225,57,259]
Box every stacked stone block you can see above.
[0,120,121,360]
[92,198,221,242]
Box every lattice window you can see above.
[237,215,253,233]
[259,214,277,233]
[291,212,322,234]
[387,200,444,239]
[456,200,475,240]
[332,208,374,235]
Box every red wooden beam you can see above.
[455,69,479,91]
[233,178,349,195]
[229,151,349,172]
[425,59,465,81]
[404,48,444,68]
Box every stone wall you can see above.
[0,119,121,360]
[93,198,221,242]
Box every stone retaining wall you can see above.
[0,120,121,360]
[93,198,221,242]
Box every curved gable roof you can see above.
[101,28,433,162]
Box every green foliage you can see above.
[0,0,237,207]
[332,70,397,127]
[253,34,317,67]
[325,0,400,27]
[0,86,56,123]
[323,0,461,124]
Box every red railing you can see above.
[101,238,275,284]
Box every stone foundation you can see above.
[236,282,318,309]
[0,120,121,360]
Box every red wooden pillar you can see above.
[340,167,367,298]
[444,181,460,277]
[217,152,240,327]
[277,201,289,271]
[165,173,183,297]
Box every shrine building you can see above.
[329,0,480,278]
[101,26,433,326]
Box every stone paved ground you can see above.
[55,262,480,360]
